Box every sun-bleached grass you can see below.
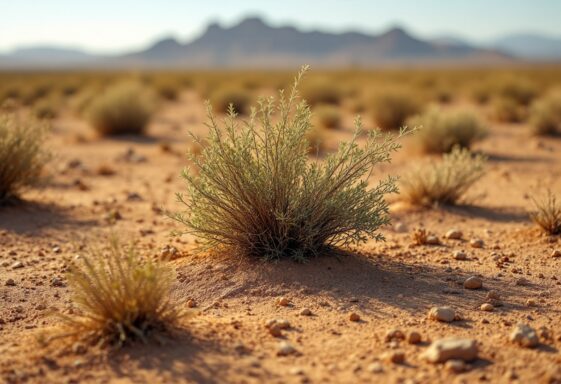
[87,81,156,136]
[408,108,487,153]
[530,189,561,235]
[172,67,407,262]
[400,147,486,206]
[0,114,48,203]
[60,237,183,347]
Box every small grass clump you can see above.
[492,97,525,123]
[530,190,561,235]
[210,87,252,115]
[528,92,561,136]
[0,114,48,203]
[497,78,538,107]
[301,79,342,106]
[400,147,486,206]
[87,82,156,136]
[370,90,420,131]
[408,108,487,153]
[172,67,406,262]
[314,104,342,129]
[61,237,183,347]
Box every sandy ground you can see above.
[1,90,561,384]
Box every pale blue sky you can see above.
[1,0,559,53]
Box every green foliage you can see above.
[370,90,420,130]
[400,147,486,206]
[529,92,561,136]
[62,237,183,346]
[172,67,405,261]
[0,114,48,203]
[530,189,561,235]
[87,81,156,135]
[408,108,487,153]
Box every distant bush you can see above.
[530,189,561,235]
[497,78,538,106]
[154,80,180,101]
[434,87,453,104]
[370,90,420,130]
[172,67,406,261]
[0,114,48,203]
[301,79,342,106]
[33,96,61,120]
[408,108,487,153]
[61,237,184,347]
[314,104,342,129]
[87,82,156,135]
[528,92,561,136]
[400,147,486,206]
[210,87,251,115]
[492,97,525,123]
[470,84,492,105]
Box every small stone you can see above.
[367,362,384,373]
[5,278,16,286]
[187,299,197,308]
[407,331,422,344]
[426,235,440,245]
[385,329,405,342]
[470,239,484,248]
[480,303,494,312]
[52,246,62,254]
[445,229,463,240]
[428,306,455,323]
[300,308,312,316]
[510,324,539,348]
[453,251,467,260]
[445,359,468,373]
[11,261,24,269]
[394,222,406,233]
[269,325,283,337]
[277,341,297,356]
[383,350,405,364]
[515,278,530,286]
[277,297,290,307]
[51,278,65,287]
[525,299,537,307]
[349,312,361,322]
[551,249,561,258]
[160,245,179,260]
[422,338,478,363]
[464,276,483,290]
[486,290,501,301]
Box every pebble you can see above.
[394,222,407,233]
[51,278,65,287]
[383,350,405,364]
[515,278,530,286]
[426,235,440,245]
[277,297,290,307]
[464,276,483,290]
[445,359,468,373]
[277,341,297,356]
[453,251,467,260]
[385,329,405,342]
[367,362,384,373]
[349,312,361,322]
[551,249,561,258]
[445,229,463,240]
[11,261,24,269]
[5,279,16,286]
[407,331,422,344]
[510,323,539,348]
[187,299,197,308]
[422,338,478,363]
[470,239,484,248]
[428,306,455,323]
[300,308,312,316]
[525,299,536,307]
[480,303,494,312]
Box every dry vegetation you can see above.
[530,189,561,235]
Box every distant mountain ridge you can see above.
[2,17,558,69]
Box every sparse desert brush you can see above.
[33,96,61,120]
[154,80,180,101]
[470,83,492,105]
[434,87,453,104]
[314,104,342,129]
[497,78,538,106]
[370,90,420,130]
[60,237,183,346]
[172,67,406,261]
[492,97,525,123]
[301,79,342,106]
[210,87,252,115]
[528,92,561,136]
[529,189,561,235]
[87,81,156,135]
[0,114,48,203]
[408,108,487,153]
[400,147,486,206]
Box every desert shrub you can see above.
[21,83,52,106]
[370,90,420,130]
[314,104,342,129]
[434,87,453,104]
[301,79,342,106]
[33,96,61,120]
[61,237,183,346]
[305,125,327,155]
[87,82,156,135]
[172,67,406,261]
[471,84,492,105]
[408,108,487,153]
[400,147,486,206]
[210,87,251,115]
[0,114,48,203]
[528,92,561,136]
[497,79,538,106]
[154,80,180,101]
[492,97,525,123]
[530,189,561,235]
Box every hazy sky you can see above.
[1,0,559,53]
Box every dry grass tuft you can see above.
[210,87,252,115]
[60,237,184,347]
[314,104,342,129]
[87,81,156,136]
[400,147,486,206]
[408,108,487,153]
[492,97,525,123]
[528,92,561,136]
[172,67,407,261]
[301,79,342,106]
[370,90,420,131]
[530,190,561,235]
[0,114,48,203]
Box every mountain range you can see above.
[1,17,560,69]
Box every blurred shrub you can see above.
[87,81,156,135]
[301,79,342,106]
[408,108,487,153]
[370,90,420,130]
[210,87,251,115]
[492,97,525,123]
[528,92,561,136]
[314,104,342,129]
[497,78,538,106]
[530,189,561,235]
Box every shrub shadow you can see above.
[440,204,530,223]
